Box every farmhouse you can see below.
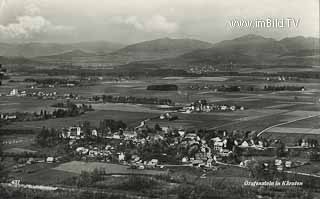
[61,127,83,139]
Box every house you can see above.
[113,133,121,139]
[218,149,232,157]
[285,161,292,168]
[185,133,199,141]
[76,147,89,155]
[91,129,98,137]
[220,105,227,111]
[206,158,213,167]
[8,89,19,96]
[118,152,125,162]
[181,157,189,163]
[67,127,83,139]
[195,152,207,161]
[131,155,140,163]
[89,150,99,157]
[161,127,170,134]
[178,129,186,137]
[240,140,249,148]
[46,157,54,163]
[149,159,159,166]
[212,137,224,151]
[191,159,204,167]
[152,134,164,141]
[123,130,137,139]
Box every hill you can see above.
[279,36,319,51]
[36,49,97,60]
[0,56,36,65]
[111,37,212,61]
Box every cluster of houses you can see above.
[181,99,244,113]
[0,113,17,120]
[5,88,57,99]
[188,64,219,74]
[240,158,307,172]
[298,139,318,148]
[160,112,178,121]
[265,76,292,82]
[54,116,318,172]
[7,89,26,97]
[4,87,84,101]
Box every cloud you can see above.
[111,15,179,34]
[0,15,73,40]
[0,0,74,40]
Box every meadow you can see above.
[54,161,168,176]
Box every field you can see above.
[2,75,320,143]
[0,96,56,113]
[54,161,168,176]
[1,110,159,131]
[7,162,78,185]
[2,74,320,155]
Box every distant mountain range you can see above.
[178,34,319,65]
[28,38,213,64]
[0,34,319,68]
[0,41,125,58]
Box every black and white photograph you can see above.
[0,0,319,198]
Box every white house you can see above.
[240,140,249,147]
[46,157,54,163]
[118,152,125,161]
[91,129,98,137]
[68,127,82,139]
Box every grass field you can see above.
[10,163,78,185]
[262,131,320,145]
[54,161,168,176]
[1,110,159,131]
[0,96,56,113]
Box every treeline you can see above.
[52,103,93,118]
[263,85,305,91]
[98,119,127,133]
[52,102,93,110]
[1,103,93,123]
[92,95,174,105]
[25,68,191,77]
[147,84,178,91]
[36,119,127,147]
[36,127,61,147]
[188,84,306,92]
[24,78,79,85]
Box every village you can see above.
[8,111,316,178]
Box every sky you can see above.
[0,0,319,44]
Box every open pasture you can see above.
[54,161,167,176]
[9,163,78,185]
[265,127,320,134]
[148,112,234,130]
[1,110,159,131]
[0,96,56,113]
[261,131,320,145]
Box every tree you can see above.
[275,140,286,157]
[154,123,162,131]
